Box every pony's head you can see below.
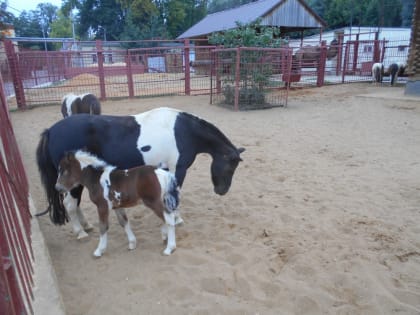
[211,147,245,195]
[55,151,83,192]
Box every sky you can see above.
[6,0,63,15]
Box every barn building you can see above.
[177,0,326,42]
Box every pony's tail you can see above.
[155,169,180,212]
[36,129,68,225]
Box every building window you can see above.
[363,45,373,53]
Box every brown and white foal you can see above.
[55,150,180,257]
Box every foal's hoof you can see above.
[175,216,184,226]
[128,241,137,251]
[77,230,89,240]
[163,247,176,256]
[83,223,94,232]
[93,249,104,258]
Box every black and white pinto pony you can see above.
[388,62,406,86]
[55,150,180,256]
[61,93,101,118]
[36,107,245,239]
[372,63,384,85]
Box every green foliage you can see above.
[208,19,286,48]
[49,10,74,49]
[209,19,286,109]
[307,0,409,30]
[1,1,14,38]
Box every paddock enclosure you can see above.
[1,34,409,111]
[9,83,420,314]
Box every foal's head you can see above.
[55,152,83,192]
[211,147,245,195]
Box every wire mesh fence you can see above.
[211,47,291,110]
[0,35,410,110]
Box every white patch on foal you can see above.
[75,150,108,170]
[99,166,115,210]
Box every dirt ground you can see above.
[11,83,420,315]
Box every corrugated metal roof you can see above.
[177,0,325,39]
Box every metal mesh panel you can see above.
[211,47,290,110]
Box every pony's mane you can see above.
[185,112,236,149]
[74,150,112,170]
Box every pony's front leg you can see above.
[115,209,136,251]
[63,193,88,239]
[163,212,176,255]
[94,207,109,257]
[76,207,94,232]
[174,210,184,226]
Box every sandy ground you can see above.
[10,83,420,315]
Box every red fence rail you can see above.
[0,37,410,110]
[0,71,33,314]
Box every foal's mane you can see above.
[74,150,112,170]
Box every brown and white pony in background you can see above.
[293,39,339,65]
[61,93,101,118]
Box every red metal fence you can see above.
[0,36,410,110]
[0,72,33,313]
[211,47,291,110]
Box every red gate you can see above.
[0,71,34,314]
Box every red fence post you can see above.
[4,40,26,110]
[352,34,359,73]
[96,40,106,101]
[184,39,191,96]
[336,34,344,76]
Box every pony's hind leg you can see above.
[163,211,176,255]
[63,192,89,239]
[115,209,137,251]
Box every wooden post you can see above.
[317,41,327,87]
[96,40,106,101]
[234,47,241,111]
[126,50,134,98]
[184,39,191,96]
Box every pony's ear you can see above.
[237,147,245,154]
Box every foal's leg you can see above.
[94,206,109,257]
[114,209,136,251]
[63,192,88,239]
[72,186,94,233]
[163,211,176,255]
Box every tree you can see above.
[78,0,126,40]
[49,10,73,39]
[1,1,14,38]
[208,19,287,109]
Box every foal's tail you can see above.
[155,169,180,212]
[36,129,68,225]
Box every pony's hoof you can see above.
[163,247,175,255]
[77,230,89,239]
[175,216,184,226]
[93,250,103,258]
[83,223,94,232]
[128,241,137,251]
